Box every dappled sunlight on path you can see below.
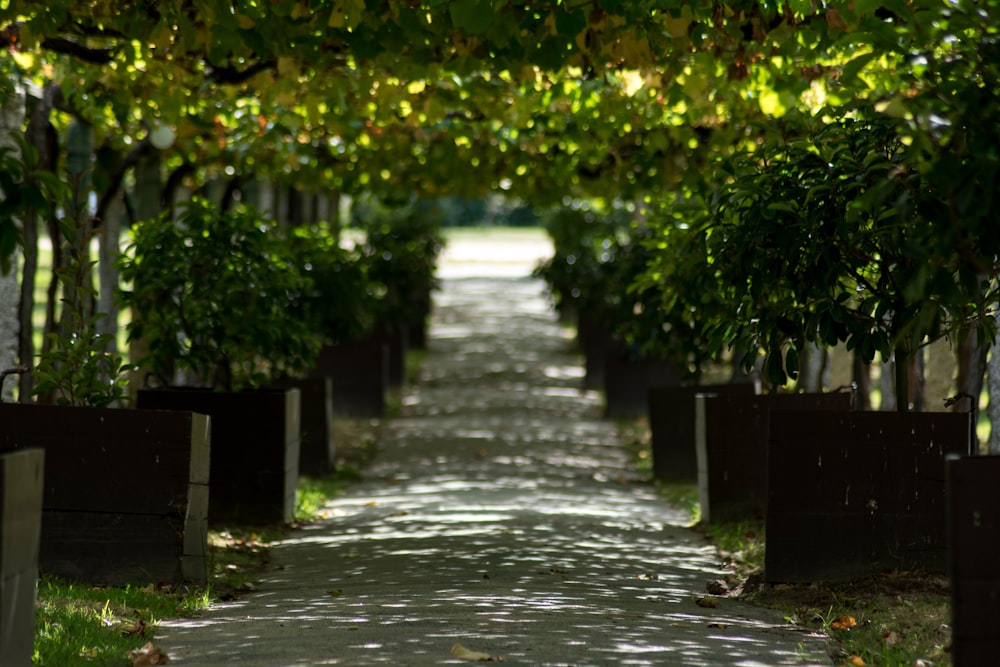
[159,235,830,666]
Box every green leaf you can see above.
[449,0,494,35]
[839,51,877,87]
[555,7,587,40]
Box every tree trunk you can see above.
[97,190,123,348]
[127,152,163,395]
[880,357,896,411]
[956,324,989,412]
[852,351,872,411]
[0,85,24,402]
[798,342,828,393]
[989,308,1000,454]
[18,85,60,401]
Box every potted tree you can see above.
[0,174,210,586]
[275,221,374,473]
[354,197,444,384]
[120,197,320,525]
[537,204,680,417]
[699,115,983,581]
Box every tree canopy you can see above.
[2,0,999,407]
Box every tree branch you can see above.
[94,138,154,227]
[205,59,276,84]
[41,36,117,64]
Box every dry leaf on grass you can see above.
[130,642,169,666]
[830,614,857,630]
[451,643,502,661]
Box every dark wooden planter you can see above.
[603,342,682,419]
[137,387,300,525]
[405,287,433,350]
[310,340,388,418]
[765,410,972,583]
[576,311,608,391]
[381,325,408,389]
[946,454,1000,666]
[695,391,855,523]
[0,448,44,665]
[272,377,335,476]
[0,404,209,586]
[648,382,758,483]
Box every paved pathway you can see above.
[158,233,831,666]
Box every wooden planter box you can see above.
[766,410,972,583]
[648,382,758,482]
[576,311,608,391]
[310,340,388,418]
[0,404,209,586]
[137,387,300,525]
[272,377,335,476]
[0,448,44,665]
[602,341,681,420]
[947,454,1000,666]
[382,325,408,389]
[695,391,855,522]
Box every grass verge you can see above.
[620,416,953,667]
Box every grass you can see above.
[33,577,209,667]
[621,416,954,667]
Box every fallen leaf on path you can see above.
[130,642,169,666]
[451,643,502,661]
[327,589,343,597]
[695,596,720,608]
[707,622,730,629]
[706,579,730,595]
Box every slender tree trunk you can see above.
[127,151,163,394]
[798,342,828,393]
[0,85,25,402]
[97,190,123,346]
[989,307,1000,454]
[956,324,989,412]
[18,85,60,401]
[880,357,896,411]
[852,351,872,411]
[909,346,925,412]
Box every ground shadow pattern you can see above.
[159,275,831,666]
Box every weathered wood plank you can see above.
[137,388,301,525]
[766,410,971,582]
[947,455,1000,667]
[648,383,757,482]
[695,392,854,522]
[0,448,44,667]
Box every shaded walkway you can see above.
[159,238,831,666]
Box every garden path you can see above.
[157,229,832,666]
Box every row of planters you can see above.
[0,193,442,661]
[534,116,997,665]
[544,237,990,662]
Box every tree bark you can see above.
[0,84,24,402]
[852,350,872,411]
[18,84,60,400]
[798,341,828,393]
[989,308,1000,454]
